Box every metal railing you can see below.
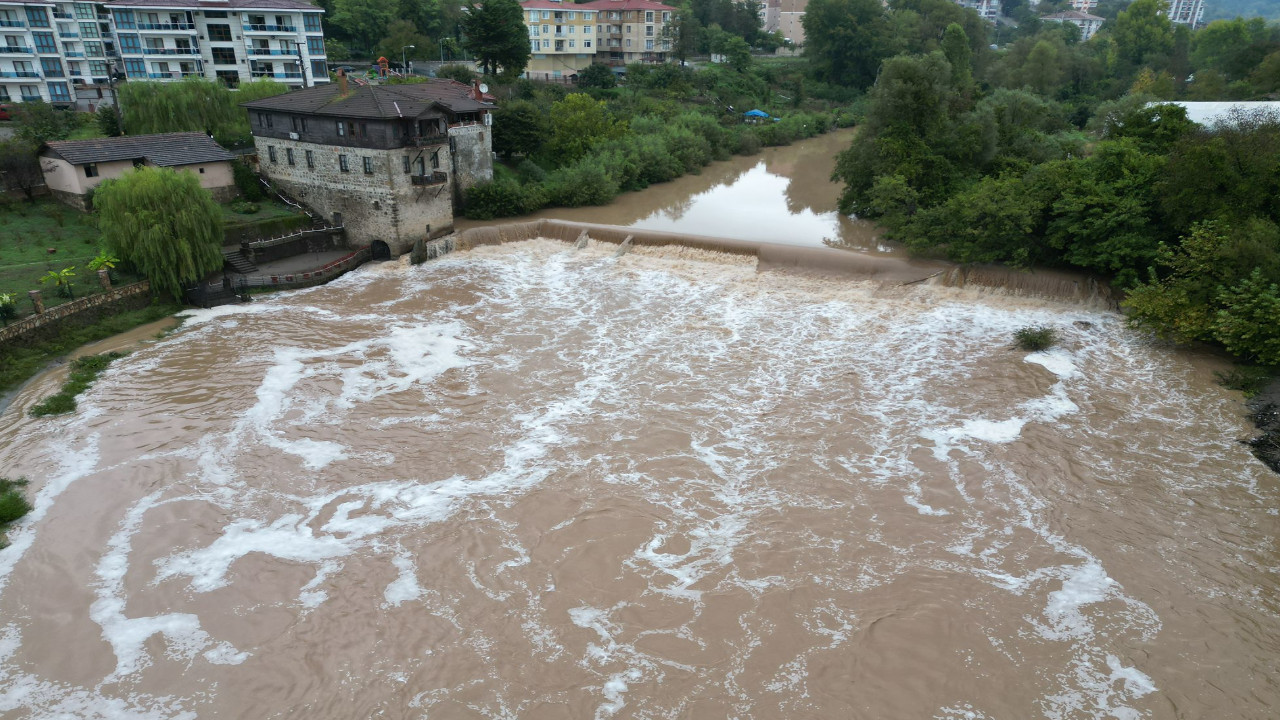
[142,47,199,55]
[410,171,448,186]
[243,24,296,32]
[246,224,343,250]
[0,19,25,27]
[251,70,302,78]
[0,70,39,77]
[0,46,33,53]
[137,22,193,30]
[246,48,291,55]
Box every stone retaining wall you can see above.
[0,282,153,349]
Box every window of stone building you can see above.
[339,154,349,172]
[402,156,410,174]
[305,150,314,168]
[286,148,294,165]
[268,146,277,163]
[336,120,345,136]
[84,163,98,178]
[363,156,373,174]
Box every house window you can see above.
[402,155,410,174]
[119,34,140,54]
[311,60,327,77]
[305,150,314,168]
[541,10,549,18]
[626,38,631,47]
[569,39,575,48]
[645,39,652,49]
[569,25,575,33]
[207,24,231,42]
[257,112,266,126]
[584,24,592,33]
[268,146,277,162]
[112,10,135,28]
[198,167,205,173]
[307,37,324,55]
[211,47,235,64]
[339,154,349,172]
[645,25,653,36]
[84,162,98,177]
[304,13,321,32]
[123,59,146,77]
[266,114,273,128]
[26,7,50,27]
[32,32,56,53]
[541,39,548,48]
[645,10,653,21]
[286,148,294,165]
[362,157,373,174]
[584,39,592,48]
[431,150,439,169]
[336,120,345,136]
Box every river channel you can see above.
[0,132,1277,719]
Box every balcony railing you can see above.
[44,70,64,77]
[0,70,40,77]
[20,93,41,101]
[0,46,32,53]
[143,47,199,55]
[243,24,296,32]
[251,70,302,78]
[146,71,201,78]
[410,133,448,146]
[59,31,77,38]
[410,171,448,186]
[64,50,84,57]
[53,12,73,19]
[137,22,193,30]
[246,48,292,55]
[0,19,26,27]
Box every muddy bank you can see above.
[1246,379,1280,474]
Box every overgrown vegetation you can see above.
[116,78,289,148]
[0,477,32,547]
[30,351,126,417]
[1014,326,1058,352]
[0,303,183,395]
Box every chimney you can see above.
[471,79,482,100]
[338,67,348,95]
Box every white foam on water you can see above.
[1042,562,1117,640]
[91,491,248,680]
[157,514,350,592]
[383,551,424,607]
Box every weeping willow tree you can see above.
[118,78,289,147]
[95,167,225,302]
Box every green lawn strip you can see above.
[30,351,127,416]
[0,477,32,548]
[0,198,107,316]
[0,302,184,395]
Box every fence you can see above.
[0,281,151,347]
[186,247,372,308]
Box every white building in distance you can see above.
[1041,9,1105,41]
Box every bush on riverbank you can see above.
[0,477,31,525]
[30,351,126,417]
[1013,326,1057,352]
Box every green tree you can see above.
[0,293,17,326]
[40,267,77,299]
[546,94,624,164]
[578,63,617,88]
[461,0,531,76]
[11,100,77,144]
[663,4,702,63]
[95,104,122,138]
[94,167,225,302]
[375,19,433,65]
[803,0,895,87]
[0,139,43,202]
[118,78,287,147]
[941,22,973,87]
[1113,0,1174,66]
[492,99,549,158]
[330,0,398,54]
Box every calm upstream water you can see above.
[0,134,1277,719]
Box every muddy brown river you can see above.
[1,134,1278,719]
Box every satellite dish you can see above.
[479,83,489,93]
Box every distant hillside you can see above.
[1204,0,1280,22]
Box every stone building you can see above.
[39,131,237,209]
[241,78,494,258]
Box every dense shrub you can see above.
[232,159,267,201]
[0,479,31,526]
[1013,326,1058,351]
[463,179,548,219]
[516,158,549,183]
[546,159,619,207]
[30,352,126,417]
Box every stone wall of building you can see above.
[448,123,494,193]
[255,136,454,256]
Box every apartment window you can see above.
[336,120,345,136]
[645,25,653,36]
[41,58,63,77]
[119,34,140,54]
[123,59,145,77]
[541,39,548,48]
[431,150,440,169]
[268,146,277,163]
[307,37,324,55]
[645,39,652,49]
[311,59,326,77]
[362,156,373,174]
[645,11,653,21]
[568,10,576,19]
[304,13,321,32]
[541,10,549,18]
[84,162,98,177]
[339,154,349,172]
[569,25,575,33]
[305,149,314,168]
[89,60,107,75]
[569,39,575,48]
[211,47,235,64]
[530,26,538,37]
[626,38,631,47]
[74,3,94,19]
[205,10,228,18]
[584,24,592,33]
[662,11,670,21]
[78,22,97,38]
[47,81,70,101]
[207,23,231,42]
[32,32,56,53]
[26,7,50,27]
[402,155,410,174]
[584,39,592,48]
[84,41,103,57]
[286,147,294,165]
[112,10,135,28]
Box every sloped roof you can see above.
[42,132,236,167]
[1042,10,1104,20]
[239,80,492,119]
[579,0,677,11]
[521,0,598,10]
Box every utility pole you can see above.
[402,45,414,76]
[106,60,123,135]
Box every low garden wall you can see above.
[0,281,152,348]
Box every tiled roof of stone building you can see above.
[240,80,492,119]
[41,132,236,167]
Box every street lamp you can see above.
[402,45,414,76]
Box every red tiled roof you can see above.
[578,0,677,11]
[520,0,598,10]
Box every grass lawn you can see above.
[221,199,309,226]
[0,198,139,320]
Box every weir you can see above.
[448,220,1118,307]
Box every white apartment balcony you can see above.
[136,22,195,32]
[243,24,297,34]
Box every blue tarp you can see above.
[743,109,770,118]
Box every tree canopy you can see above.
[803,0,895,87]
[118,78,288,147]
[461,0,531,76]
[95,167,225,302]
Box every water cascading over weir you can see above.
[418,220,1118,308]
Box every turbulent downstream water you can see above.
[0,239,1277,719]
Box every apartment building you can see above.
[522,0,599,80]
[955,0,1000,22]
[1041,9,1103,40]
[777,0,806,45]
[582,0,674,68]
[0,0,327,109]
[1067,0,1098,11]
[1165,0,1204,29]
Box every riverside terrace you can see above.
[240,79,495,258]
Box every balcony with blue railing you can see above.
[52,12,73,19]
[0,19,25,27]
[246,48,293,55]
[146,71,202,78]
[137,22,194,30]
[0,46,32,54]
[243,24,296,33]
[251,70,302,78]
[142,47,200,55]
[59,31,77,38]
[64,50,84,57]
[20,93,41,101]
[0,70,39,78]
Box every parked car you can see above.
[0,104,12,121]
